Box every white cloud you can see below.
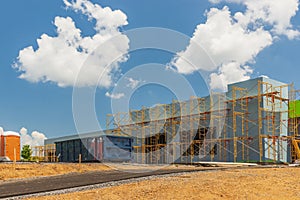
[126,77,141,89]
[171,6,272,90]
[245,0,300,39]
[209,0,300,39]
[14,0,129,88]
[105,91,125,99]
[20,127,47,147]
[172,0,300,91]
[0,127,20,138]
[210,62,253,91]
[63,0,128,32]
[209,0,222,3]
[259,75,269,79]
[0,127,46,149]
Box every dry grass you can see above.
[0,163,110,181]
[29,167,300,200]
[105,163,200,172]
[0,163,201,182]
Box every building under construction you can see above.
[44,77,300,164]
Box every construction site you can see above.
[35,76,300,165]
[1,76,300,200]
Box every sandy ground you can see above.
[106,163,200,172]
[0,163,110,181]
[29,167,300,200]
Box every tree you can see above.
[21,145,32,161]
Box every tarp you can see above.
[289,100,300,118]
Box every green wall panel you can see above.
[289,100,300,118]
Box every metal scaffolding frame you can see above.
[32,79,300,164]
[105,79,293,164]
[32,144,56,162]
[257,80,290,162]
[289,86,300,161]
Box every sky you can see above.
[0,0,300,146]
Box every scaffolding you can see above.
[28,77,300,164]
[105,78,296,164]
[32,144,57,162]
[257,81,290,162]
[106,93,230,164]
[230,86,249,162]
[106,96,213,164]
[289,87,300,162]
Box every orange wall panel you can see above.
[3,136,20,161]
[0,135,4,157]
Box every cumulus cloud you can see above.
[0,127,20,137]
[210,62,253,91]
[0,127,46,149]
[259,75,269,79]
[210,0,300,39]
[172,1,299,90]
[126,77,142,89]
[20,127,47,147]
[105,91,125,99]
[171,6,272,90]
[14,0,129,88]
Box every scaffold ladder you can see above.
[292,139,300,160]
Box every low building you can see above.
[45,130,132,162]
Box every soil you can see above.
[0,162,201,182]
[0,163,110,181]
[28,167,300,200]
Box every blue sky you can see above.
[1,0,300,141]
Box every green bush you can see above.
[21,145,32,161]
